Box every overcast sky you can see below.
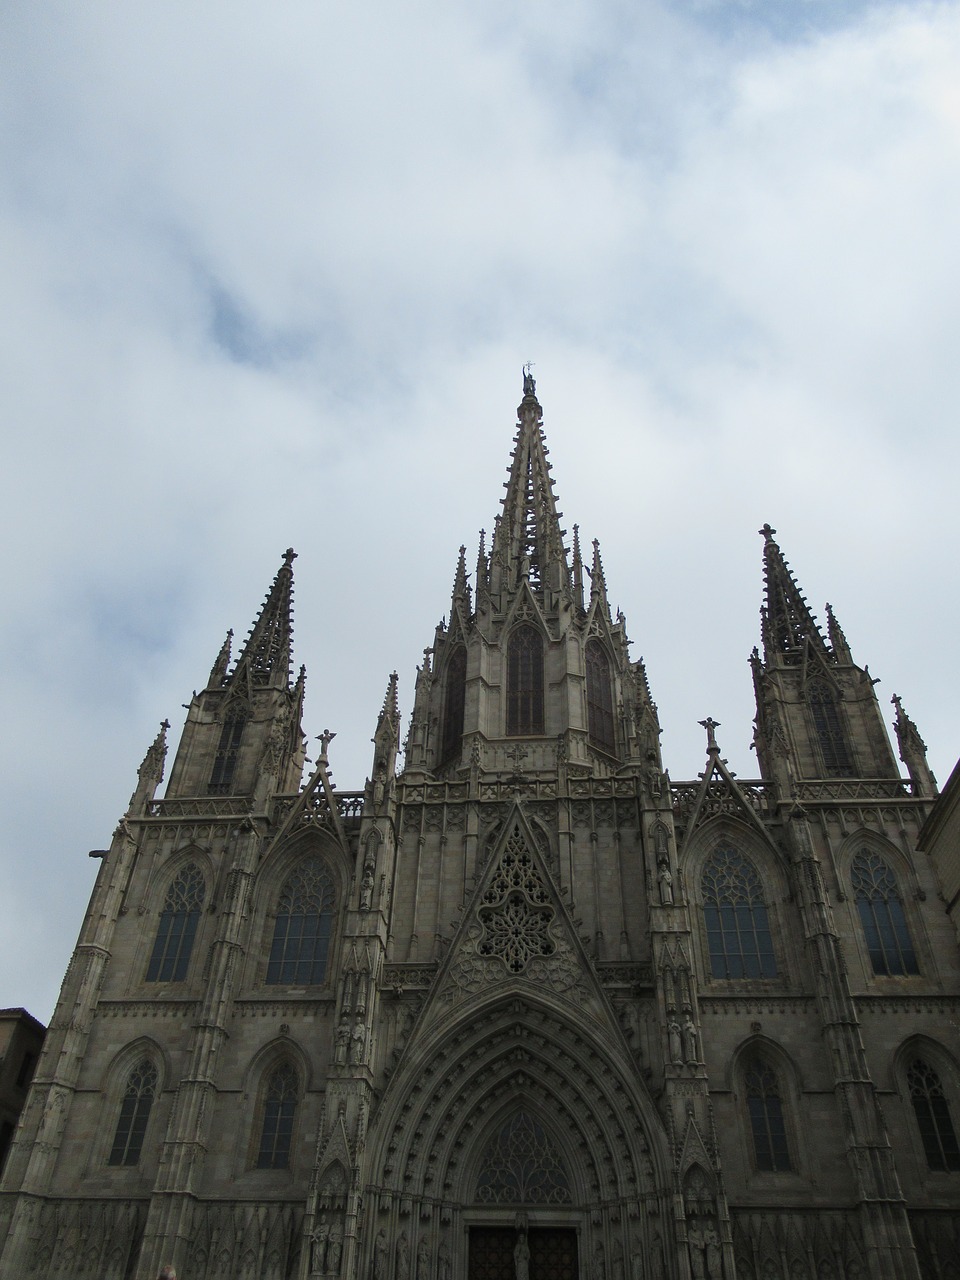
[2,1,959,1023]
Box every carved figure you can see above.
[668,1020,683,1065]
[327,1221,343,1274]
[416,1236,430,1280]
[704,1225,721,1280]
[396,1233,410,1280]
[688,1225,706,1280]
[438,1241,451,1280]
[593,1241,606,1280]
[657,861,674,905]
[514,1230,530,1280]
[373,1229,388,1280]
[631,1242,644,1280]
[683,1015,700,1064]
[334,1019,350,1065]
[310,1214,329,1273]
[359,869,374,910]
[350,1019,366,1065]
[612,1239,625,1280]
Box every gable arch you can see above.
[91,1036,169,1172]
[836,833,923,979]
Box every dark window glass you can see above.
[702,847,777,979]
[907,1059,960,1172]
[807,680,855,777]
[0,1120,14,1174]
[257,1063,299,1169]
[475,1111,572,1204]
[209,704,247,794]
[851,851,918,976]
[108,1059,158,1166]
[744,1058,792,1171]
[440,647,467,767]
[15,1052,36,1089]
[146,863,206,983]
[267,858,335,985]
[507,626,544,736]
[586,640,616,755]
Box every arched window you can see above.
[807,680,854,777]
[851,851,918,976]
[475,1111,572,1204]
[585,640,615,755]
[108,1059,158,1166]
[267,858,336,985]
[256,1063,299,1169]
[439,646,467,767]
[506,626,544,737]
[743,1057,792,1172]
[209,702,247,794]
[907,1059,960,1171]
[146,862,205,982]
[702,847,777,979]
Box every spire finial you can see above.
[699,717,721,752]
[759,523,776,542]
[316,729,336,765]
[283,547,297,565]
[231,551,297,690]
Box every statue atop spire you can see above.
[522,362,536,398]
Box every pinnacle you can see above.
[759,526,828,661]
[232,550,297,689]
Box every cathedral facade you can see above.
[1,378,958,1280]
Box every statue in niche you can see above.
[350,1018,366,1065]
[396,1233,410,1280]
[688,1224,706,1280]
[514,1230,530,1280]
[310,1214,329,1274]
[669,1020,683,1065]
[334,1018,350,1065]
[593,1241,606,1280]
[327,1220,343,1275]
[657,859,674,905]
[438,1241,451,1280]
[373,1229,388,1280]
[704,1225,721,1280]
[359,866,374,910]
[683,1015,700,1064]
[416,1236,430,1280]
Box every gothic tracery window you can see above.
[108,1059,158,1166]
[507,625,544,736]
[146,862,206,983]
[440,646,466,767]
[208,702,247,794]
[807,680,854,777]
[585,639,616,755]
[266,858,336,985]
[478,825,554,973]
[256,1063,299,1169]
[907,1058,960,1172]
[475,1111,572,1204]
[702,847,777,979]
[743,1057,792,1172]
[851,850,918,976]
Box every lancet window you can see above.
[439,646,466,767]
[702,847,777,979]
[146,862,205,983]
[475,1111,572,1204]
[807,680,854,776]
[586,639,616,755]
[266,858,336,985]
[209,702,247,794]
[743,1057,792,1172]
[108,1059,158,1166]
[907,1058,960,1172]
[256,1063,299,1169]
[507,625,544,736]
[851,850,918,976]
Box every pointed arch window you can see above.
[146,862,205,982]
[475,1111,572,1204]
[209,702,247,794]
[507,625,544,736]
[743,1057,792,1172]
[440,646,467,767]
[851,850,918,976]
[256,1063,299,1169]
[586,639,616,755]
[702,847,777,979]
[807,680,854,777]
[108,1059,158,1166]
[907,1059,960,1172]
[266,858,336,985]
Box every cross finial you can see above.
[283,547,298,565]
[759,524,776,542]
[699,717,721,751]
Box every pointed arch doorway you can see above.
[466,1110,579,1279]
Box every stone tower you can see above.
[1,377,958,1280]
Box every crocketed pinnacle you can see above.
[208,628,234,688]
[137,719,170,787]
[450,545,471,614]
[759,524,829,662]
[489,374,570,597]
[231,549,297,689]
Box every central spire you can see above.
[488,371,570,601]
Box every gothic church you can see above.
[1,377,958,1280]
